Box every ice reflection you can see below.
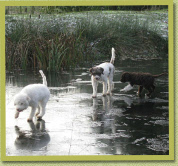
[14,120,50,151]
[91,96,128,155]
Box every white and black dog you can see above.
[89,48,115,98]
[14,70,50,122]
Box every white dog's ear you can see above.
[26,96,31,102]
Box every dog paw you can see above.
[107,92,111,95]
[27,119,32,122]
[37,116,42,121]
[102,94,106,97]
[92,95,97,98]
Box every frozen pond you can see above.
[6,59,169,156]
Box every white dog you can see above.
[14,70,50,122]
[89,48,115,98]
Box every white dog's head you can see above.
[14,93,31,113]
[89,67,104,81]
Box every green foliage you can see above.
[5,11,168,71]
[5,6,168,15]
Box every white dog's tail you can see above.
[110,47,115,64]
[39,70,47,86]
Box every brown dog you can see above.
[120,72,167,97]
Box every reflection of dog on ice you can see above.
[14,70,50,122]
[92,96,119,134]
[92,96,112,121]
[15,120,50,150]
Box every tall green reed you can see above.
[5,12,168,71]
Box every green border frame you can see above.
[0,0,174,162]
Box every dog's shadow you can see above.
[14,120,50,150]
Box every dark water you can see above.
[6,59,169,156]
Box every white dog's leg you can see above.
[36,105,40,116]
[107,73,114,95]
[103,81,107,96]
[92,76,98,98]
[28,107,37,122]
[37,107,45,119]
[107,79,113,95]
[37,100,48,119]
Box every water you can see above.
[6,59,169,156]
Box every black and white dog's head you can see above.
[89,67,104,81]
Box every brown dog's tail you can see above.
[153,72,167,78]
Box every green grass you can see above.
[5,11,168,71]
